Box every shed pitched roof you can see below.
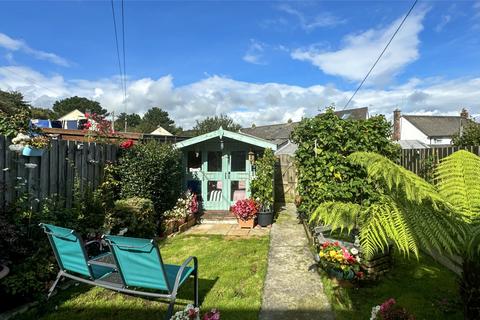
[240,107,369,145]
[174,127,277,150]
[403,115,464,137]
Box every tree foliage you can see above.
[0,90,33,137]
[192,114,241,136]
[117,141,183,219]
[251,148,277,210]
[452,121,480,147]
[310,151,475,259]
[52,96,107,119]
[137,107,180,134]
[292,108,400,216]
[114,112,142,132]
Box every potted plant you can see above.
[250,148,276,227]
[318,241,364,285]
[231,198,258,229]
[22,135,49,156]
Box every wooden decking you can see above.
[200,210,237,224]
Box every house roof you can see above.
[403,115,464,137]
[240,107,369,145]
[150,126,173,136]
[397,140,430,149]
[174,127,277,150]
[58,109,86,121]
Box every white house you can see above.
[393,109,470,147]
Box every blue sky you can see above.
[0,0,479,128]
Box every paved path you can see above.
[184,222,270,237]
[259,204,335,320]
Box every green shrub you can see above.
[117,141,183,218]
[105,197,156,238]
[291,108,399,217]
[251,148,276,210]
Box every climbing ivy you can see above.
[251,148,276,211]
[291,108,399,217]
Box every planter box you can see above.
[22,146,44,157]
[186,216,197,228]
[238,218,256,229]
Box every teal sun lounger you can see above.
[40,223,198,319]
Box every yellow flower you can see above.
[329,251,336,257]
[319,251,325,258]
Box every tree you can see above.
[114,112,142,132]
[192,114,241,136]
[0,90,32,137]
[52,96,107,119]
[0,90,30,115]
[137,107,179,134]
[310,150,480,319]
[453,121,480,147]
[31,107,55,119]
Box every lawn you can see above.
[14,234,270,320]
[320,252,463,320]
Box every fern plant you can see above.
[310,150,480,319]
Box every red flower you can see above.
[120,139,134,149]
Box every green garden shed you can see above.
[174,127,277,211]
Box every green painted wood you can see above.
[175,127,277,150]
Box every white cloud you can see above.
[435,15,451,32]
[243,39,266,65]
[0,65,479,129]
[277,4,346,31]
[291,7,428,84]
[0,32,69,67]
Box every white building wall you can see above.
[400,118,429,144]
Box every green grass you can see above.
[15,234,270,320]
[320,253,463,320]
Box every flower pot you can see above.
[238,217,256,229]
[22,146,44,157]
[257,210,273,227]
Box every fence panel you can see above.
[399,146,480,179]
[0,136,118,213]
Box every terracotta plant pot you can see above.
[238,217,256,229]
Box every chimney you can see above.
[460,108,469,119]
[393,109,401,141]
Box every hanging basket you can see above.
[22,146,45,157]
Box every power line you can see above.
[110,0,126,126]
[121,0,128,132]
[343,0,419,110]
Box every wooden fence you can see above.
[275,154,298,203]
[0,135,118,212]
[399,145,480,178]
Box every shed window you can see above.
[208,151,222,172]
[231,151,246,172]
[187,151,202,171]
